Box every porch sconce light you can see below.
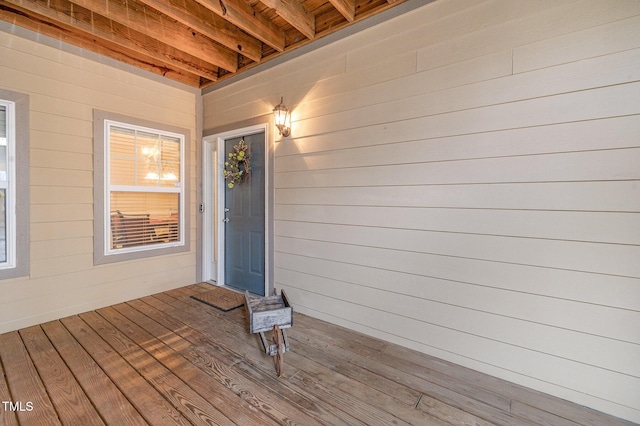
[273,97,291,137]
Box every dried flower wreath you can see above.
[223,139,251,188]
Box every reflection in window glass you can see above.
[0,105,6,176]
[106,121,184,253]
[0,102,12,267]
[0,189,5,263]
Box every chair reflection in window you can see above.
[110,210,151,249]
[111,210,178,249]
[149,212,179,242]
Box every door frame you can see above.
[202,123,271,296]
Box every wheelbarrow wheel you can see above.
[273,324,285,377]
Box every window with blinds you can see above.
[106,121,184,253]
[0,100,15,269]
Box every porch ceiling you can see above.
[0,0,411,88]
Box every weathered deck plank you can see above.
[40,320,149,426]
[103,303,282,426]
[61,315,190,425]
[0,331,60,425]
[0,338,19,426]
[19,325,105,426]
[146,289,342,425]
[290,314,526,426]
[79,310,234,426]
[168,287,416,425]
[0,283,634,426]
[187,287,447,426]
[170,286,413,425]
[128,297,347,425]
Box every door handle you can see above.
[223,218,230,223]
[224,208,230,212]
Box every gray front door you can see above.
[223,132,265,295]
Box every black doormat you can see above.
[191,287,245,312]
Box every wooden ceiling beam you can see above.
[2,0,408,88]
[327,0,355,22]
[0,5,204,86]
[0,11,202,88]
[135,0,263,63]
[67,0,238,72]
[260,0,315,40]
[193,0,285,52]
[1,0,220,82]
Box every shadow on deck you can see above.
[0,283,633,425]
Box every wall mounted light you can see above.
[272,97,291,137]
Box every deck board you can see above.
[0,332,60,425]
[150,290,329,425]
[80,310,234,426]
[167,287,421,425]
[40,320,148,425]
[106,303,282,426]
[60,315,190,425]
[0,283,635,425]
[0,334,20,426]
[19,325,105,426]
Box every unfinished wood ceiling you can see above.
[0,0,409,88]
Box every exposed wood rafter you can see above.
[0,0,409,87]
[0,4,203,86]
[194,0,286,52]
[328,0,355,22]
[136,0,263,62]
[68,0,238,72]
[260,0,315,40]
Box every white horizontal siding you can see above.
[1,43,194,119]
[414,0,640,72]
[275,265,640,382]
[30,203,93,223]
[275,252,640,342]
[513,13,640,73]
[202,0,640,422]
[0,30,198,333]
[281,284,640,414]
[0,263,195,332]
[274,236,640,313]
[275,114,640,159]
[275,148,640,187]
[294,81,640,138]
[275,181,640,211]
[31,237,94,260]
[276,220,640,277]
[275,204,640,245]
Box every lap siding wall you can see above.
[203,0,640,422]
[0,28,198,335]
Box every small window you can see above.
[94,111,189,264]
[0,90,29,279]
[104,119,185,256]
[0,100,16,270]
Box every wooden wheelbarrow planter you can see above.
[244,289,293,377]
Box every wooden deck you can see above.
[0,283,634,426]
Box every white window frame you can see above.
[0,99,16,270]
[104,119,186,256]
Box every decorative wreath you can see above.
[223,139,251,188]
